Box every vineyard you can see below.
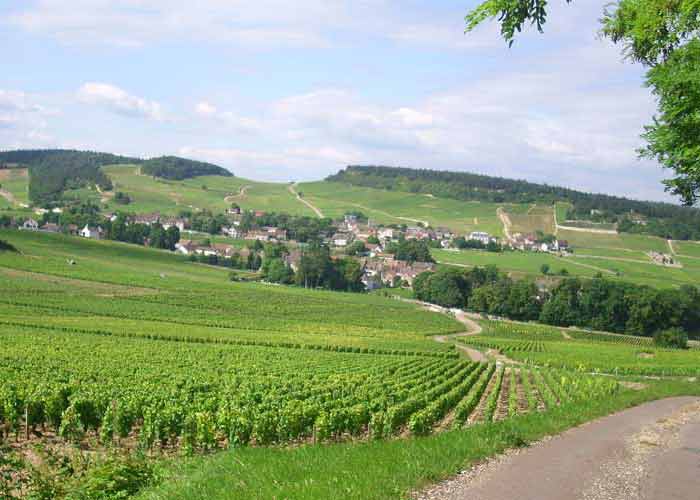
[0,327,618,454]
[462,319,700,376]
[2,229,696,498]
[0,231,620,457]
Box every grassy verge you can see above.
[137,380,699,500]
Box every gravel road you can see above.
[415,396,700,500]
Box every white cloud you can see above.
[193,101,261,133]
[77,82,163,120]
[0,88,57,146]
[195,101,217,117]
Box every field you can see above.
[298,181,507,235]
[2,229,700,498]
[98,165,313,216]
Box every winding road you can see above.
[416,396,700,500]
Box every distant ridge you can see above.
[0,149,231,204]
[328,165,700,240]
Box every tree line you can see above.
[413,266,700,343]
[141,156,232,180]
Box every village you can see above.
[3,202,578,291]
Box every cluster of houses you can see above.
[509,233,569,253]
[18,217,105,240]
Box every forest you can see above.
[328,166,700,239]
[140,156,232,180]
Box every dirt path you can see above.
[430,309,486,362]
[667,239,676,255]
[415,397,700,500]
[0,188,17,205]
[496,207,512,241]
[556,224,618,234]
[224,185,250,204]
[288,183,324,218]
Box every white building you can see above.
[21,218,39,231]
[80,225,103,240]
[468,231,491,245]
[378,228,394,240]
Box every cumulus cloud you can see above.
[0,89,57,146]
[77,82,163,120]
[194,101,261,133]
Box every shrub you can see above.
[653,327,688,349]
[0,239,17,252]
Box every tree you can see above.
[346,240,367,256]
[465,0,700,205]
[654,327,688,349]
[394,239,435,263]
[540,263,550,275]
[264,258,295,284]
[0,239,17,252]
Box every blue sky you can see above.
[0,0,677,202]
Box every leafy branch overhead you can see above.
[466,0,700,205]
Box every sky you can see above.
[0,0,678,203]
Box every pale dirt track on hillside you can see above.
[496,207,512,241]
[288,183,324,218]
[224,185,250,204]
[0,188,17,205]
[415,396,700,500]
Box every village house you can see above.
[332,232,352,247]
[211,243,236,258]
[434,227,454,240]
[263,226,288,241]
[160,217,187,231]
[227,206,241,215]
[175,240,196,255]
[468,231,491,245]
[80,224,104,240]
[221,226,240,238]
[130,213,161,226]
[554,240,569,252]
[246,230,270,242]
[66,224,79,236]
[21,218,39,231]
[405,226,432,240]
[40,222,60,233]
[377,228,394,240]
[360,256,434,288]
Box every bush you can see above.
[653,327,688,349]
[0,239,17,252]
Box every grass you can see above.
[99,165,313,216]
[673,240,700,259]
[298,181,508,235]
[0,167,29,205]
[137,379,700,500]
